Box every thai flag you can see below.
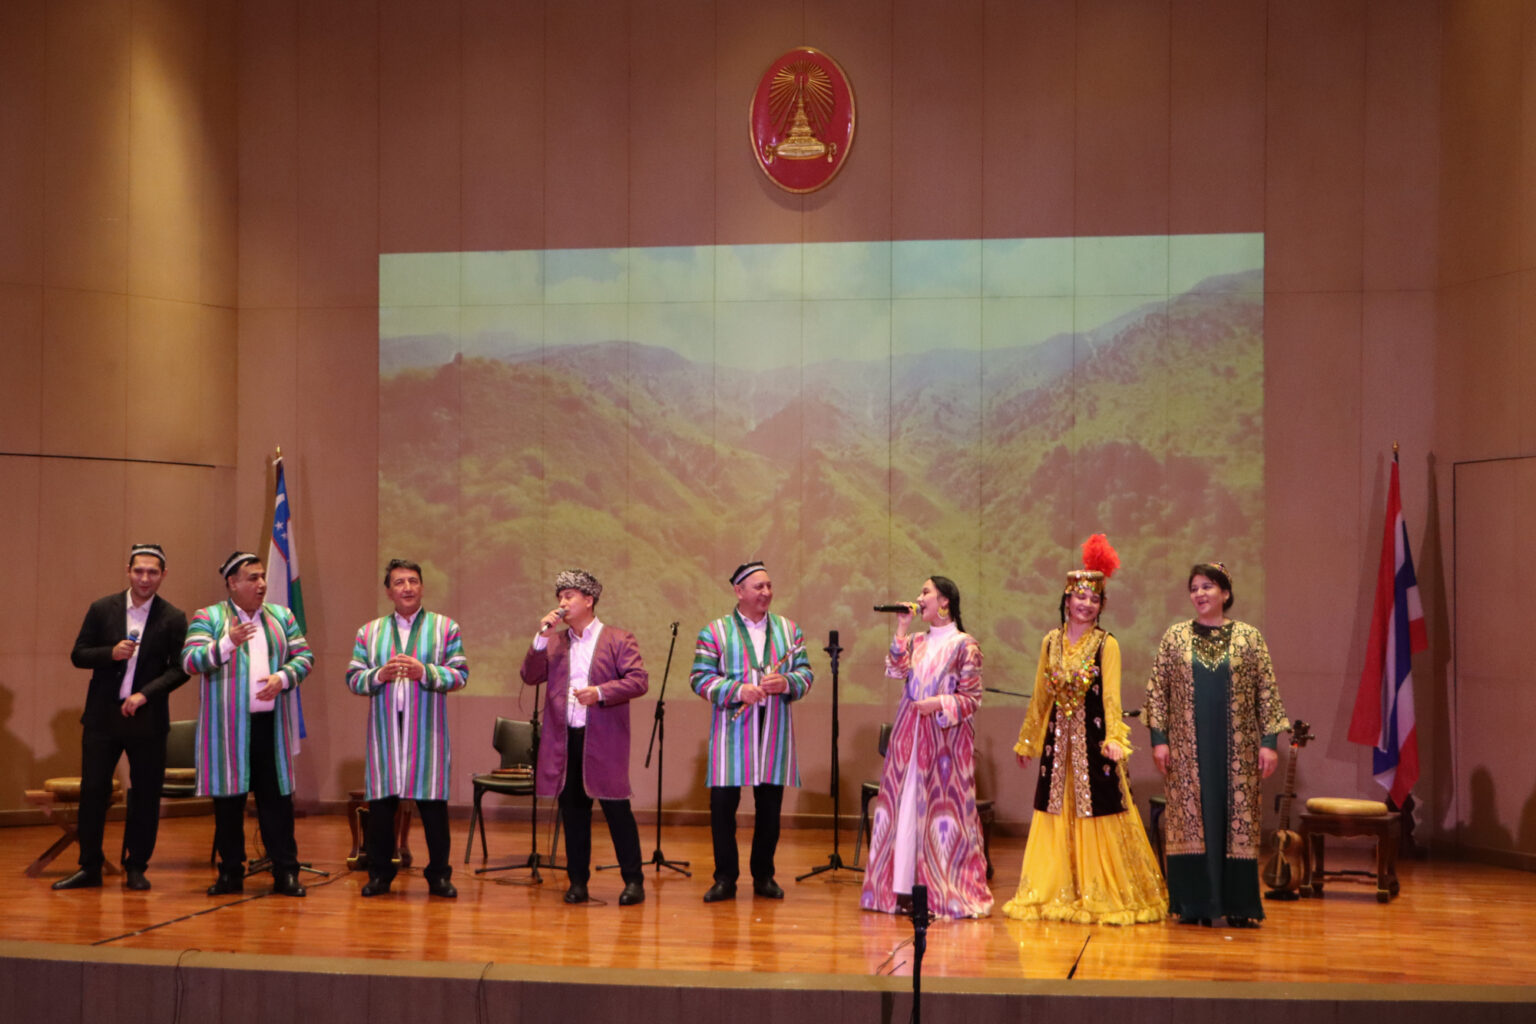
[1347,452,1427,804]
[267,455,308,741]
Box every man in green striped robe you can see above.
[346,558,469,898]
[691,561,814,902]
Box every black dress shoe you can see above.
[1226,916,1260,929]
[51,868,102,891]
[272,871,307,897]
[427,877,458,899]
[895,893,913,916]
[360,878,391,897]
[124,869,151,891]
[753,878,784,899]
[618,881,645,906]
[703,881,737,903]
[564,882,589,904]
[206,872,244,896]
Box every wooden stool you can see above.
[345,789,414,870]
[1298,800,1401,903]
[23,778,124,878]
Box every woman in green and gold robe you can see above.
[1144,562,1288,927]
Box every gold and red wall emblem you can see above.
[749,47,856,194]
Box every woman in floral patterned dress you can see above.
[860,576,992,918]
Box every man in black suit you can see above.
[53,544,190,891]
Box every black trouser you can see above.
[211,712,298,873]
[709,783,784,885]
[558,726,643,885]
[365,796,451,885]
[76,725,166,872]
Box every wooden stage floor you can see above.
[3,813,1534,990]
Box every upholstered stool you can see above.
[1298,798,1400,903]
[346,788,414,870]
[23,777,124,878]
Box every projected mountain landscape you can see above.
[380,241,1263,697]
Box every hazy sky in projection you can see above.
[379,235,1264,697]
[380,234,1263,372]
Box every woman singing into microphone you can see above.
[860,576,992,918]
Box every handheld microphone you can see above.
[873,603,916,614]
[539,608,568,633]
[127,629,141,644]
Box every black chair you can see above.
[852,723,893,868]
[161,719,198,800]
[464,717,537,863]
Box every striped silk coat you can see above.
[690,610,814,787]
[346,611,469,802]
[180,600,313,798]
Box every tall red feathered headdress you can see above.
[1064,533,1120,595]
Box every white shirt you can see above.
[392,609,421,713]
[218,605,275,712]
[741,611,769,666]
[120,591,153,700]
[533,617,605,728]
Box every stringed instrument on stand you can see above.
[1262,720,1312,899]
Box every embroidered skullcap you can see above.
[220,551,260,579]
[129,543,166,566]
[730,561,767,586]
[554,568,602,600]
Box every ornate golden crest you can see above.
[749,48,856,194]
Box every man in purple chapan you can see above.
[523,569,649,906]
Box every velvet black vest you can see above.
[1034,634,1126,817]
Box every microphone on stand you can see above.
[872,603,917,614]
[911,882,930,927]
[538,608,568,634]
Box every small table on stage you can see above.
[1298,809,1401,903]
[22,778,124,878]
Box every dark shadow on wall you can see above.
[41,708,82,781]
[0,687,38,802]
[1463,765,1515,855]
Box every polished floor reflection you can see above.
[3,814,1532,986]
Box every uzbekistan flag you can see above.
[267,454,308,740]
[1347,451,1427,804]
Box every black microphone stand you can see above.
[798,629,860,880]
[599,620,689,876]
[477,678,566,882]
[909,883,930,1024]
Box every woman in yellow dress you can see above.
[1002,535,1167,925]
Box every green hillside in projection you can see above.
[378,269,1262,698]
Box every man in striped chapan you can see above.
[691,561,814,902]
[345,558,469,898]
[181,552,313,897]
